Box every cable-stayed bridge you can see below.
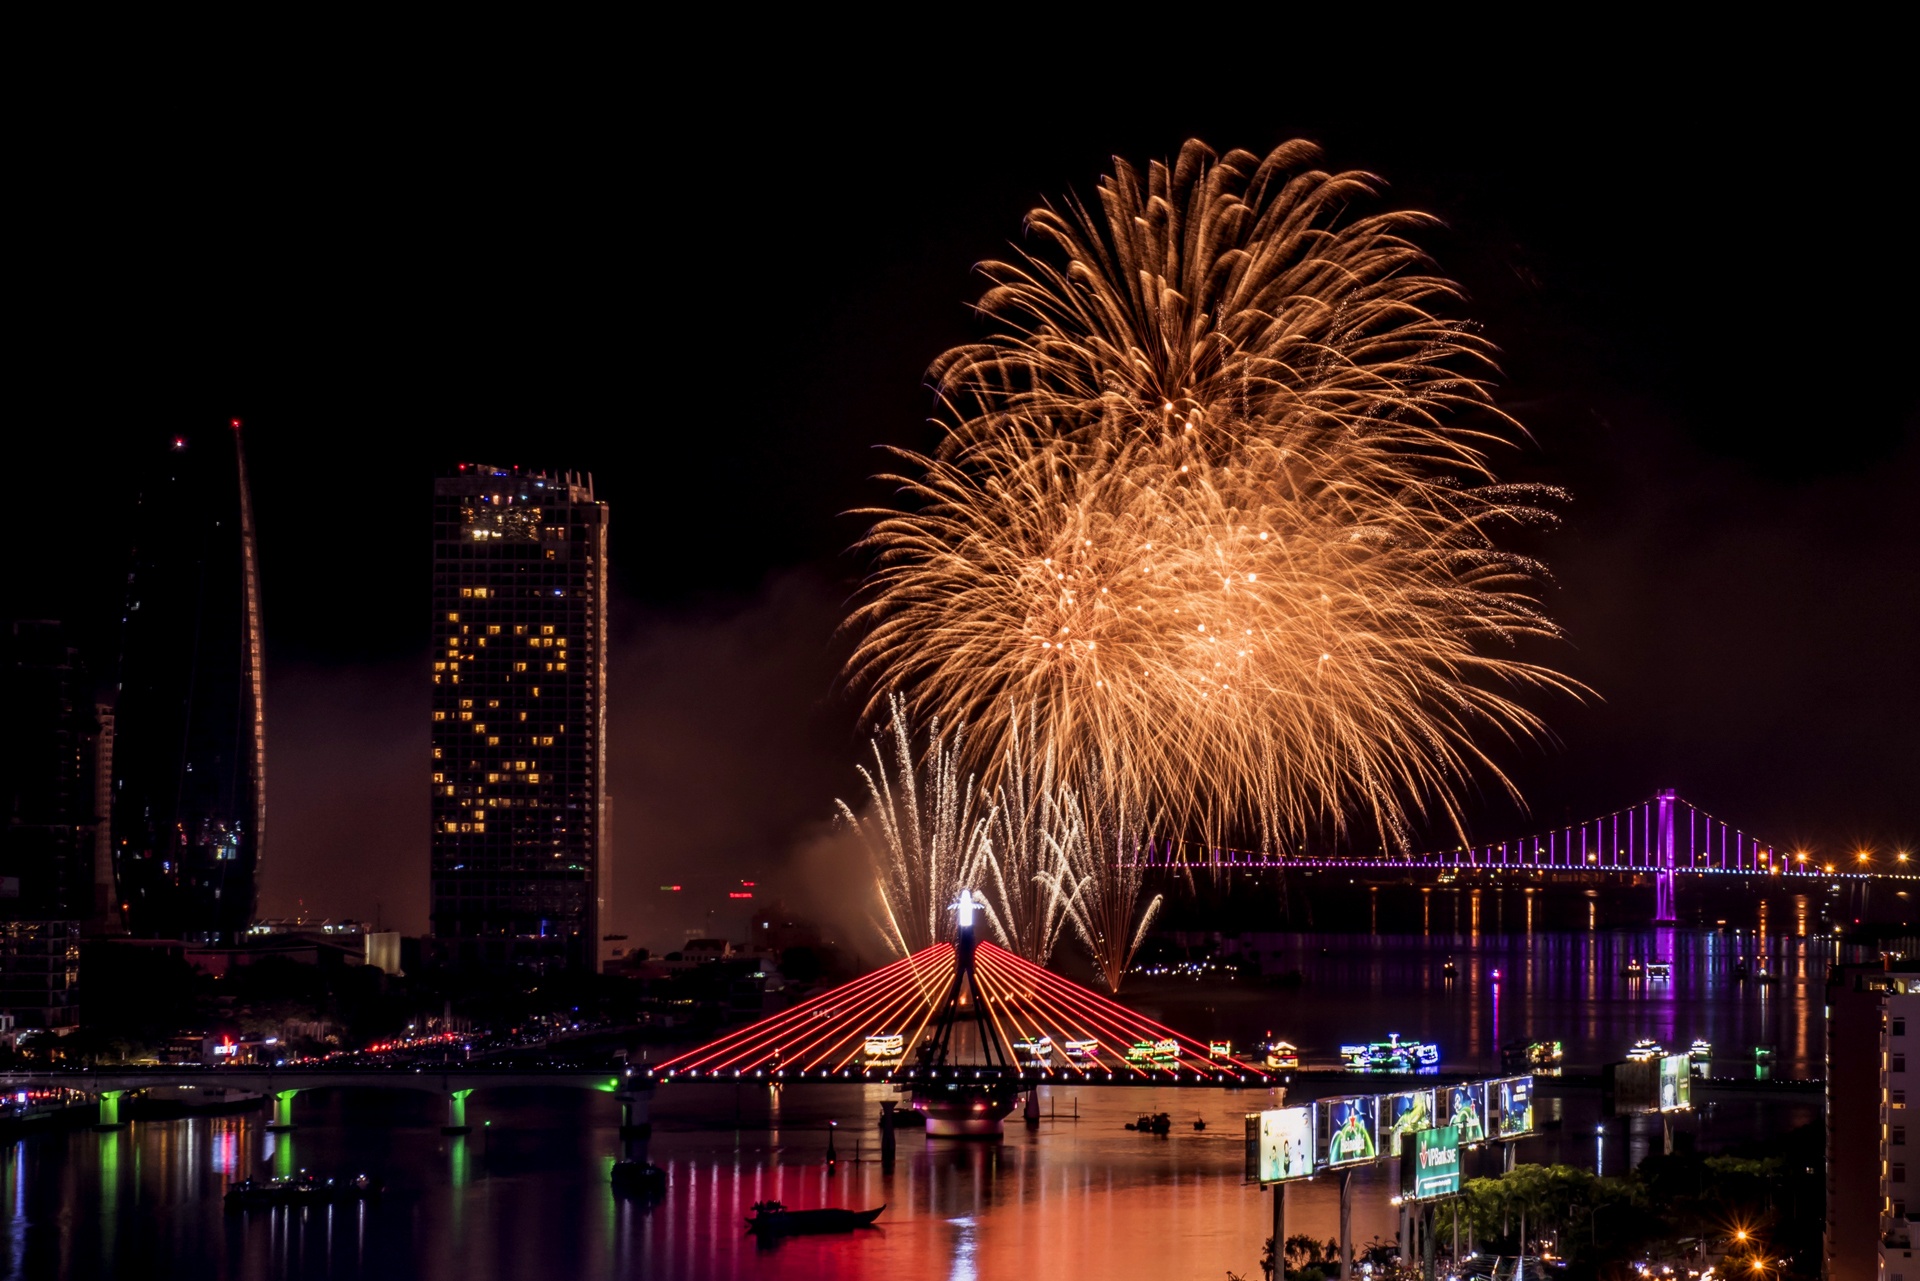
[1134,789,1906,923]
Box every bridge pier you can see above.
[618,1087,651,1139]
[93,1090,126,1131]
[267,1089,298,1132]
[442,1088,473,1135]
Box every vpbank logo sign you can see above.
[1405,1124,1461,1200]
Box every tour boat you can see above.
[1124,1038,1179,1066]
[1063,1038,1101,1062]
[1261,1040,1300,1071]
[1688,1038,1712,1061]
[1340,1033,1440,1072]
[862,1033,905,1068]
[1206,1040,1233,1060]
[1627,1039,1664,1062]
[1645,962,1673,981]
[746,1201,885,1235]
[1011,1034,1053,1065]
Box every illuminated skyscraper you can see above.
[111,424,266,942]
[430,465,608,972]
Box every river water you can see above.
[1,928,1833,1280]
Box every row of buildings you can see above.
[0,432,613,1036]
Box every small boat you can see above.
[746,1200,885,1235]
[1732,960,1750,981]
[1442,957,1458,980]
[1126,1112,1172,1134]
[1501,1040,1564,1072]
[225,1172,383,1211]
[610,1161,668,1198]
[1191,1116,1207,1131]
[1623,958,1645,979]
[1645,962,1672,982]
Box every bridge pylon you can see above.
[1653,789,1678,924]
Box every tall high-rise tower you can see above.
[430,465,608,972]
[112,423,266,942]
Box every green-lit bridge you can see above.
[0,1065,652,1134]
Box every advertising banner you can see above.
[1658,1053,1692,1112]
[1400,1124,1462,1200]
[1493,1075,1534,1138]
[1244,1106,1315,1183]
[1318,1096,1380,1167]
[1382,1089,1436,1149]
[1444,1081,1487,1144]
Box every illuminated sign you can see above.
[1445,1082,1487,1144]
[1493,1075,1534,1137]
[1245,1105,1315,1183]
[1658,1053,1692,1112]
[1318,1096,1380,1167]
[1401,1125,1462,1200]
[1382,1089,1436,1148]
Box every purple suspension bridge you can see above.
[1134,789,1902,924]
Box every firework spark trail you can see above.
[835,695,994,957]
[977,703,1077,966]
[848,138,1581,854]
[1048,757,1163,992]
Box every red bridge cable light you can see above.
[788,962,949,1072]
[982,944,1264,1074]
[973,953,1161,1077]
[761,954,954,1072]
[658,949,936,1070]
[697,947,959,1075]
[827,985,929,1074]
[968,958,1106,1077]
[660,958,914,1071]
[974,949,1183,1077]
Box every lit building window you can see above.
[486,625,501,635]
[487,736,501,746]
[434,711,447,721]
[447,613,460,622]
[513,662,528,673]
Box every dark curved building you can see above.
[111,422,265,942]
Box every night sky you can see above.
[12,51,1914,949]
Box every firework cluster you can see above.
[838,697,1162,988]
[848,138,1576,858]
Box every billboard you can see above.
[1400,1124,1462,1200]
[1492,1076,1534,1138]
[1244,1106,1315,1183]
[1658,1053,1692,1112]
[1382,1089,1436,1149]
[1444,1082,1487,1144]
[1318,1096,1380,1167]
